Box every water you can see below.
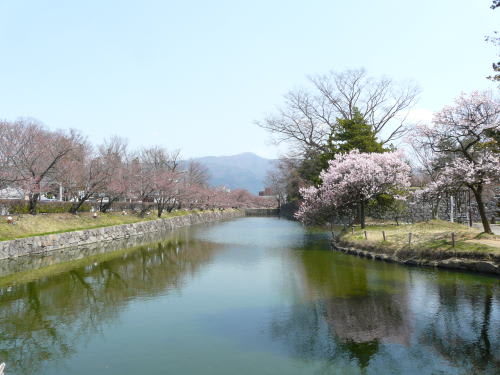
[0,217,498,375]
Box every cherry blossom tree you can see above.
[5,119,83,214]
[61,140,118,214]
[154,169,183,217]
[295,150,411,228]
[97,137,132,212]
[130,146,183,217]
[415,91,500,233]
[0,121,23,189]
[265,167,288,209]
[179,183,206,209]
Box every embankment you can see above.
[332,240,500,275]
[0,210,243,260]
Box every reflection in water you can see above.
[0,218,498,375]
[270,229,499,374]
[271,235,411,370]
[418,276,500,372]
[0,230,220,375]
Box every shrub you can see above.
[0,200,91,214]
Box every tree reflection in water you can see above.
[0,231,220,375]
[418,274,500,373]
[270,231,499,374]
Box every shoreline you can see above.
[0,209,244,260]
[331,240,500,275]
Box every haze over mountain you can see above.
[191,152,275,194]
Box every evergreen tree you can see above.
[298,108,386,185]
[333,108,386,154]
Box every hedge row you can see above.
[0,200,91,214]
[100,201,156,211]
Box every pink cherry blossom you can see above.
[296,150,411,227]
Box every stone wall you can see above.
[278,201,299,220]
[245,208,280,216]
[0,210,244,260]
[367,188,499,225]
[332,241,500,275]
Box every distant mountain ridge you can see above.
[190,152,275,194]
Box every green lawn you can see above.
[339,220,500,255]
[0,210,202,241]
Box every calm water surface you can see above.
[0,217,499,375]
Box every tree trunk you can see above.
[360,200,366,229]
[28,193,39,215]
[432,197,441,220]
[69,200,84,214]
[69,195,91,214]
[471,185,492,234]
[157,204,164,218]
[354,204,361,225]
[100,197,119,213]
[139,207,148,217]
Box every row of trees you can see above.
[260,69,500,233]
[0,120,272,216]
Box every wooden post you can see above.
[382,231,386,241]
[451,232,455,248]
[364,231,368,240]
[450,195,454,223]
[408,232,412,246]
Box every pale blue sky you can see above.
[0,0,497,158]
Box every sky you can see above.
[0,0,498,159]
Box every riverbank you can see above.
[334,220,500,275]
[0,209,243,260]
[0,210,202,241]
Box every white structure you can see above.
[0,187,25,199]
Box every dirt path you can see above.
[466,239,500,249]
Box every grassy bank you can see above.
[0,210,202,241]
[338,220,500,259]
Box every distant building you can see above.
[258,187,274,197]
[0,188,25,200]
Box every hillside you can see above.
[190,152,275,194]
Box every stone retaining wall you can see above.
[331,242,500,275]
[0,210,244,260]
[245,208,279,216]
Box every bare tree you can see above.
[257,69,419,156]
[265,166,288,209]
[185,160,210,186]
[487,1,500,81]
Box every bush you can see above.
[98,201,155,212]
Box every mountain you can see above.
[191,152,276,194]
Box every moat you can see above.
[0,217,498,375]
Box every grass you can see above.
[0,209,204,241]
[339,219,500,256]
